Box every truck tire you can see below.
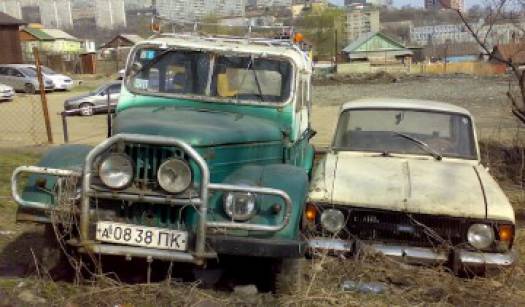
[28,224,73,280]
[274,258,309,295]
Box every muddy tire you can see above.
[27,224,72,280]
[24,83,36,94]
[274,258,308,295]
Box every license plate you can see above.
[96,221,188,251]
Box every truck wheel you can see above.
[24,84,36,94]
[27,224,73,280]
[274,258,308,295]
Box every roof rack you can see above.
[149,16,298,47]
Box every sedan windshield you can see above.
[20,68,36,77]
[333,109,477,159]
[128,48,293,104]
[30,66,56,75]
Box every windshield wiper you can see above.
[235,56,264,102]
[392,132,442,161]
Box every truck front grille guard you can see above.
[12,134,292,264]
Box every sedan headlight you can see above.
[320,209,345,233]
[467,224,495,250]
[99,153,134,189]
[157,159,192,193]
[223,192,256,221]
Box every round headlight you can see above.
[223,192,256,221]
[467,224,495,250]
[320,209,345,233]
[157,159,192,193]
[99,153,134,189]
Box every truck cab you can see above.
[12,34,314,289]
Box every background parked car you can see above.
[0,83,15,101]
[0,64,54,94]
[27,65,74,91]
[63,81,121,116]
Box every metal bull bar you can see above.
[12,134,292,264]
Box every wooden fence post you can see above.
[33,47,54,144]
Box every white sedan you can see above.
[0,83,15,101]
[306,98,516,274]
[28,65,74,91]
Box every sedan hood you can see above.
[310,153,513,221]
[0,84,12,91]
[113,106,283,146]
[65,93,92,103]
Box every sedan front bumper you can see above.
[308,238,516,269]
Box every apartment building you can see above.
[346,5,380,42]
[256,0,292,7]
[344,0,392,7]
[424,0,464,11]
[156,0,245,21]
[411,20,524,46]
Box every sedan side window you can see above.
[7,68,22,77]
[108,84,121,94]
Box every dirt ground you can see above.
[1,74,525,306]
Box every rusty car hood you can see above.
[309,153,514,222]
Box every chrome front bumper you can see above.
[12,134,293,265]
[308,238,516,269]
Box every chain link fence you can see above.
[0,93,49,147]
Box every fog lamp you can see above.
[223,192,257,221]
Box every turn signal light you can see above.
[294,32,304,43]
[498,225,514,242]
[305,203,317,222]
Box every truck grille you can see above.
[92,200,187,229]
[124,144,189,190]
[344,209,470,248]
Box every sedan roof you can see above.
[341,98,471,116]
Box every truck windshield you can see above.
[333,109,477,160]
[128,48,293,104]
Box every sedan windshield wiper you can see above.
[392,132,442,161]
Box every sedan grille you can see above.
[343,209,470,248]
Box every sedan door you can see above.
[107,83,122,105]
[0,68,16,90]
[9,68,28,91]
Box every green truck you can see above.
[12,34,315,291]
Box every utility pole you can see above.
[33,47,54,144]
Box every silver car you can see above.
[0,83,15,101]
[63,81,121,116]
[0,64,54,94]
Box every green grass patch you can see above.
[0,151,39,198]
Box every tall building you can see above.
[344,0,392,7]
[0,0,23,19]
[425,0,464,11]
[39,0,74,29]
[256,0,292,7]
[346,5,380,42]
[95,0,127,29]
[156,0,245,21]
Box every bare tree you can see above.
[441,0,525,122]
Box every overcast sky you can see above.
[329,0,482,8]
